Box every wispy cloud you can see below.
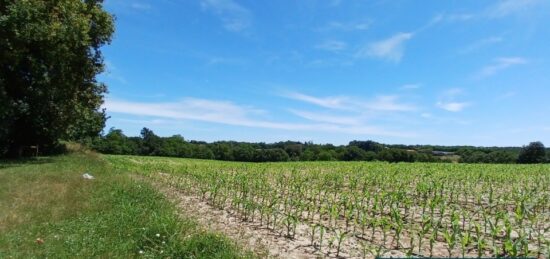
[305,58,354,68]
[317,21,371,31]
[105,1,152,12]
[421,113,432,118]
[413,13,474,33]
[106,97,263,126]
[443,88,464,97]
[436,101,470,112]
[282,91,417,112]
[436,88,470,112]
[130,2,151,10]
[281,92,349,110]
[315,40,347,52]
[362,95,417,112]
[279,92,418,137]
[496,91,516,100]
[356,32,414,62]
[430,13,475,24]
[200,0,251,32]
[206,57,247,66]
[103,60,128,85]
[476,57,527,78]
[104,97,413,137]
[461,36,503,54]
[489,0,545,17]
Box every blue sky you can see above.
[100,0,550,146]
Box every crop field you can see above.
[106,155,550,258]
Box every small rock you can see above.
[382,250,407,258]
[82,173,95,180]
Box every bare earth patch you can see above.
[147,174,413,259]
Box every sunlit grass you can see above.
[0,154,251,258]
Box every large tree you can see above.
[518,141,547,164]
[0,0,114,157]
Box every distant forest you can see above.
[90,127,549,164]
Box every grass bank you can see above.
[0,153,251,258]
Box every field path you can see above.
[151,176,318,258]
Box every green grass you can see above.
[0,153,251,258]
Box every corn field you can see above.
[107,155,550,258]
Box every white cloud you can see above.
[281,92,349,110]
[421,113,432,118]
[318,21,371,31]
[103,60,128,84]
[489,0,544,17]
[105,98,261,125]
[282,91,417,113]
[477,57,527,78]
[443,13,474,22]
[306,58,354,67]
[104,97,413,138]
[436,101,470,112]
[130,2,151,10]
[200,0,251,32]
[496,91,516,100]
[414,13,475,34]
[443,88,464,97]
[362,95,417,112]
[315,40,347,52]
[356,32,414,62]
[436,88,470,112]
[206,57,246,66]
[430,13,474,24]
[461,36,503,54]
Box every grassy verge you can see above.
[0,153,251,258]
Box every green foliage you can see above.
[458,149,517,164]
[192,145,215,160]
[341,146,369,161]
[518,141,547,164]
[91,128,547,164]
[95,128,138,154]
[140,127,163,156]
[159,134,190,157]
[349,140,383,152]
[0,0,114,157]
[378,148,416,163]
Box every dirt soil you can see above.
[146,177,421,258]
[144,173,547,259]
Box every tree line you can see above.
[90,127,549,164]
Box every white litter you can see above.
[82,173,95,180]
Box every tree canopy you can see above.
[91,127,548,164]
[518,141,547,164]
[0,0,114,157]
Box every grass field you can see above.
[106,155,550,259]
[0,153,250,258]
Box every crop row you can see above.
[107,155,550,258]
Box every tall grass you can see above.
[0,153,251,258]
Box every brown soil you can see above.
[142,173,548,259]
